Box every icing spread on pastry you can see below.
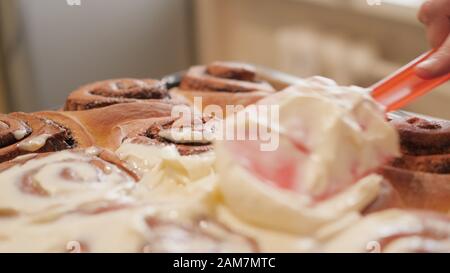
[216,78,400,234]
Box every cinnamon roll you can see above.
[64,78,186,111]
[0,201,258,253]
[34,111,95,148]
[0,147,138,217]
[140,216,258,253]
[115,113,217,182]
[171,62,276,115]
[323,209,450,253]
[382,115,450,212]
[63,102,178,150]
[0,113,78,163]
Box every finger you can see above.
[416,35,450,79]
[426,16,450,48]
[418,0,450,25]
[418,0,434,25]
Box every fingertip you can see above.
[416,58,438,79]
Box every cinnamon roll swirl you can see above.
[382,115,450,212]
[0,113,78,163]
[120,115,215,156]
[64,78,186,111]
[115,114,217,181]
[0,202,258,252]
[323,209,450,253]
[63,102,178,150]
[172,62,276,115]
[0,147,138,216]
[140,216,258,253]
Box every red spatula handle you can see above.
[371,49,450,112]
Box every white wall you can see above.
[16,0,192,110]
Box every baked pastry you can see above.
[117,115,215,155]
[382,115,450,212]
[323,209,450,253]
[0,147,138,217]
[0,202,258,253]
[34,111,95,148]
[0,148,253,253]
[171,62,276,116]
[61,102,178,150]
[2,65,449,253]
[64,78,187,111]
[115,113,217,182]
[389,116,450,172]
[0,112,82,163]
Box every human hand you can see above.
[416,0,450,79]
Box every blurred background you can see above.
[0,0,449,118]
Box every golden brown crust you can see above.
[34,111,95,149]
[64,102,177,150]
[64,78,186,111]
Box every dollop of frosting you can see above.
[216,77,400,234]
[116,142,216,184]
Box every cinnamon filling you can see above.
[180,62,275,93]
[0,113,78,163]
[206,62,257,81]
[391,117,450,156]
[126,117,215,156]
[89,79,169,100]
[388,116,450,174]
[64,78,177,111]
[0,115,32,148]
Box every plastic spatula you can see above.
[371,49,450,112]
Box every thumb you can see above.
[416,35,450,79]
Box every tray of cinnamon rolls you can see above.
[0,62,448,253]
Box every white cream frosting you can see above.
[17,134,52,152]
[158,127,214,144]
[116,142,216,184]
[323,209,450,253]
[0,151,135,215]
[0,147,253,253]
[0,202,254,253]
[12,129,28,141]
[216,78,400,234]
